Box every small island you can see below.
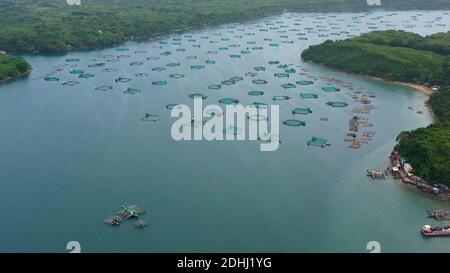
[0,53,32,84]
[302,30,449,188]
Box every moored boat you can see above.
[421,225,450,237]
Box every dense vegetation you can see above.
[0,54,31,81]
[1,0,450,53]
[396,87,449,185]
[301,30,450,86]
[302,30,450,185]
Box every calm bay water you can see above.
[0,10,449,252]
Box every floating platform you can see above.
[104,204,146,227]
[427,210,450,220]
[307,137,330,148]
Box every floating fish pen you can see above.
[362,130,376,138]
[349,116,359,132]
[248,90,264,96]
[250,102,268,109]
[230,76,243,83]
[292,108,313,115]
[206,60,216,64]
[322,86,340,92]
[296,80,314,86]
[254,66,266,71]
[274,73,290,78]
[44,76,59,81]
[185,119,205,128]
[219,98,239,105]
[189,93,207,100]
[221,80,235,85]
[152,80,167,86]
[79,73,94,79]
[283,119,306,127]
[307,137,331,148]
[327,101,348,108]
[204,108,223,117]
[141,113,161,122]
[130,61,143,66]
[95,85,113,91]
[258,132,280,143]
[241,50,251,55]
[245,72,258,77]
[160,51,172,56]
[269,61,280,65]
[253,79,268,85]
[152,67,166,72]
[208,84,221,90]
[104,204,145,227]
[116,48,129,52]
[166,62,181,67]
[348,139,362,149]
[190,65,205,70]
[230,55,241,59]
[285,68,296,74]
[169,74,185,79]
[136,72,148,78]
[223,126,243,135]
[70,69,84,74]
[123,88,142,95]
[103,67,117,72]
[247,114,267,121]
[273,95,291,101]
[166,104,183,110]
[115,77,131,83]
[62,81,80,86]
[281,83,296,89]
[88,63,105,68]
[300,93,318,99]
[66,58,79,63]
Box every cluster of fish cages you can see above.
[32,10,447,149]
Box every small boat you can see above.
[421,225,450,237]
[367,169,386,179]
[427,210,450,220]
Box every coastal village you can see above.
[367,151,450,201]
[388,151,449,200]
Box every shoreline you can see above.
[302,60,435,96]
[359,74,434,96]
[0,68,32,86]
[353,73,438,122]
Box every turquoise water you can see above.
[0,11,449,252]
